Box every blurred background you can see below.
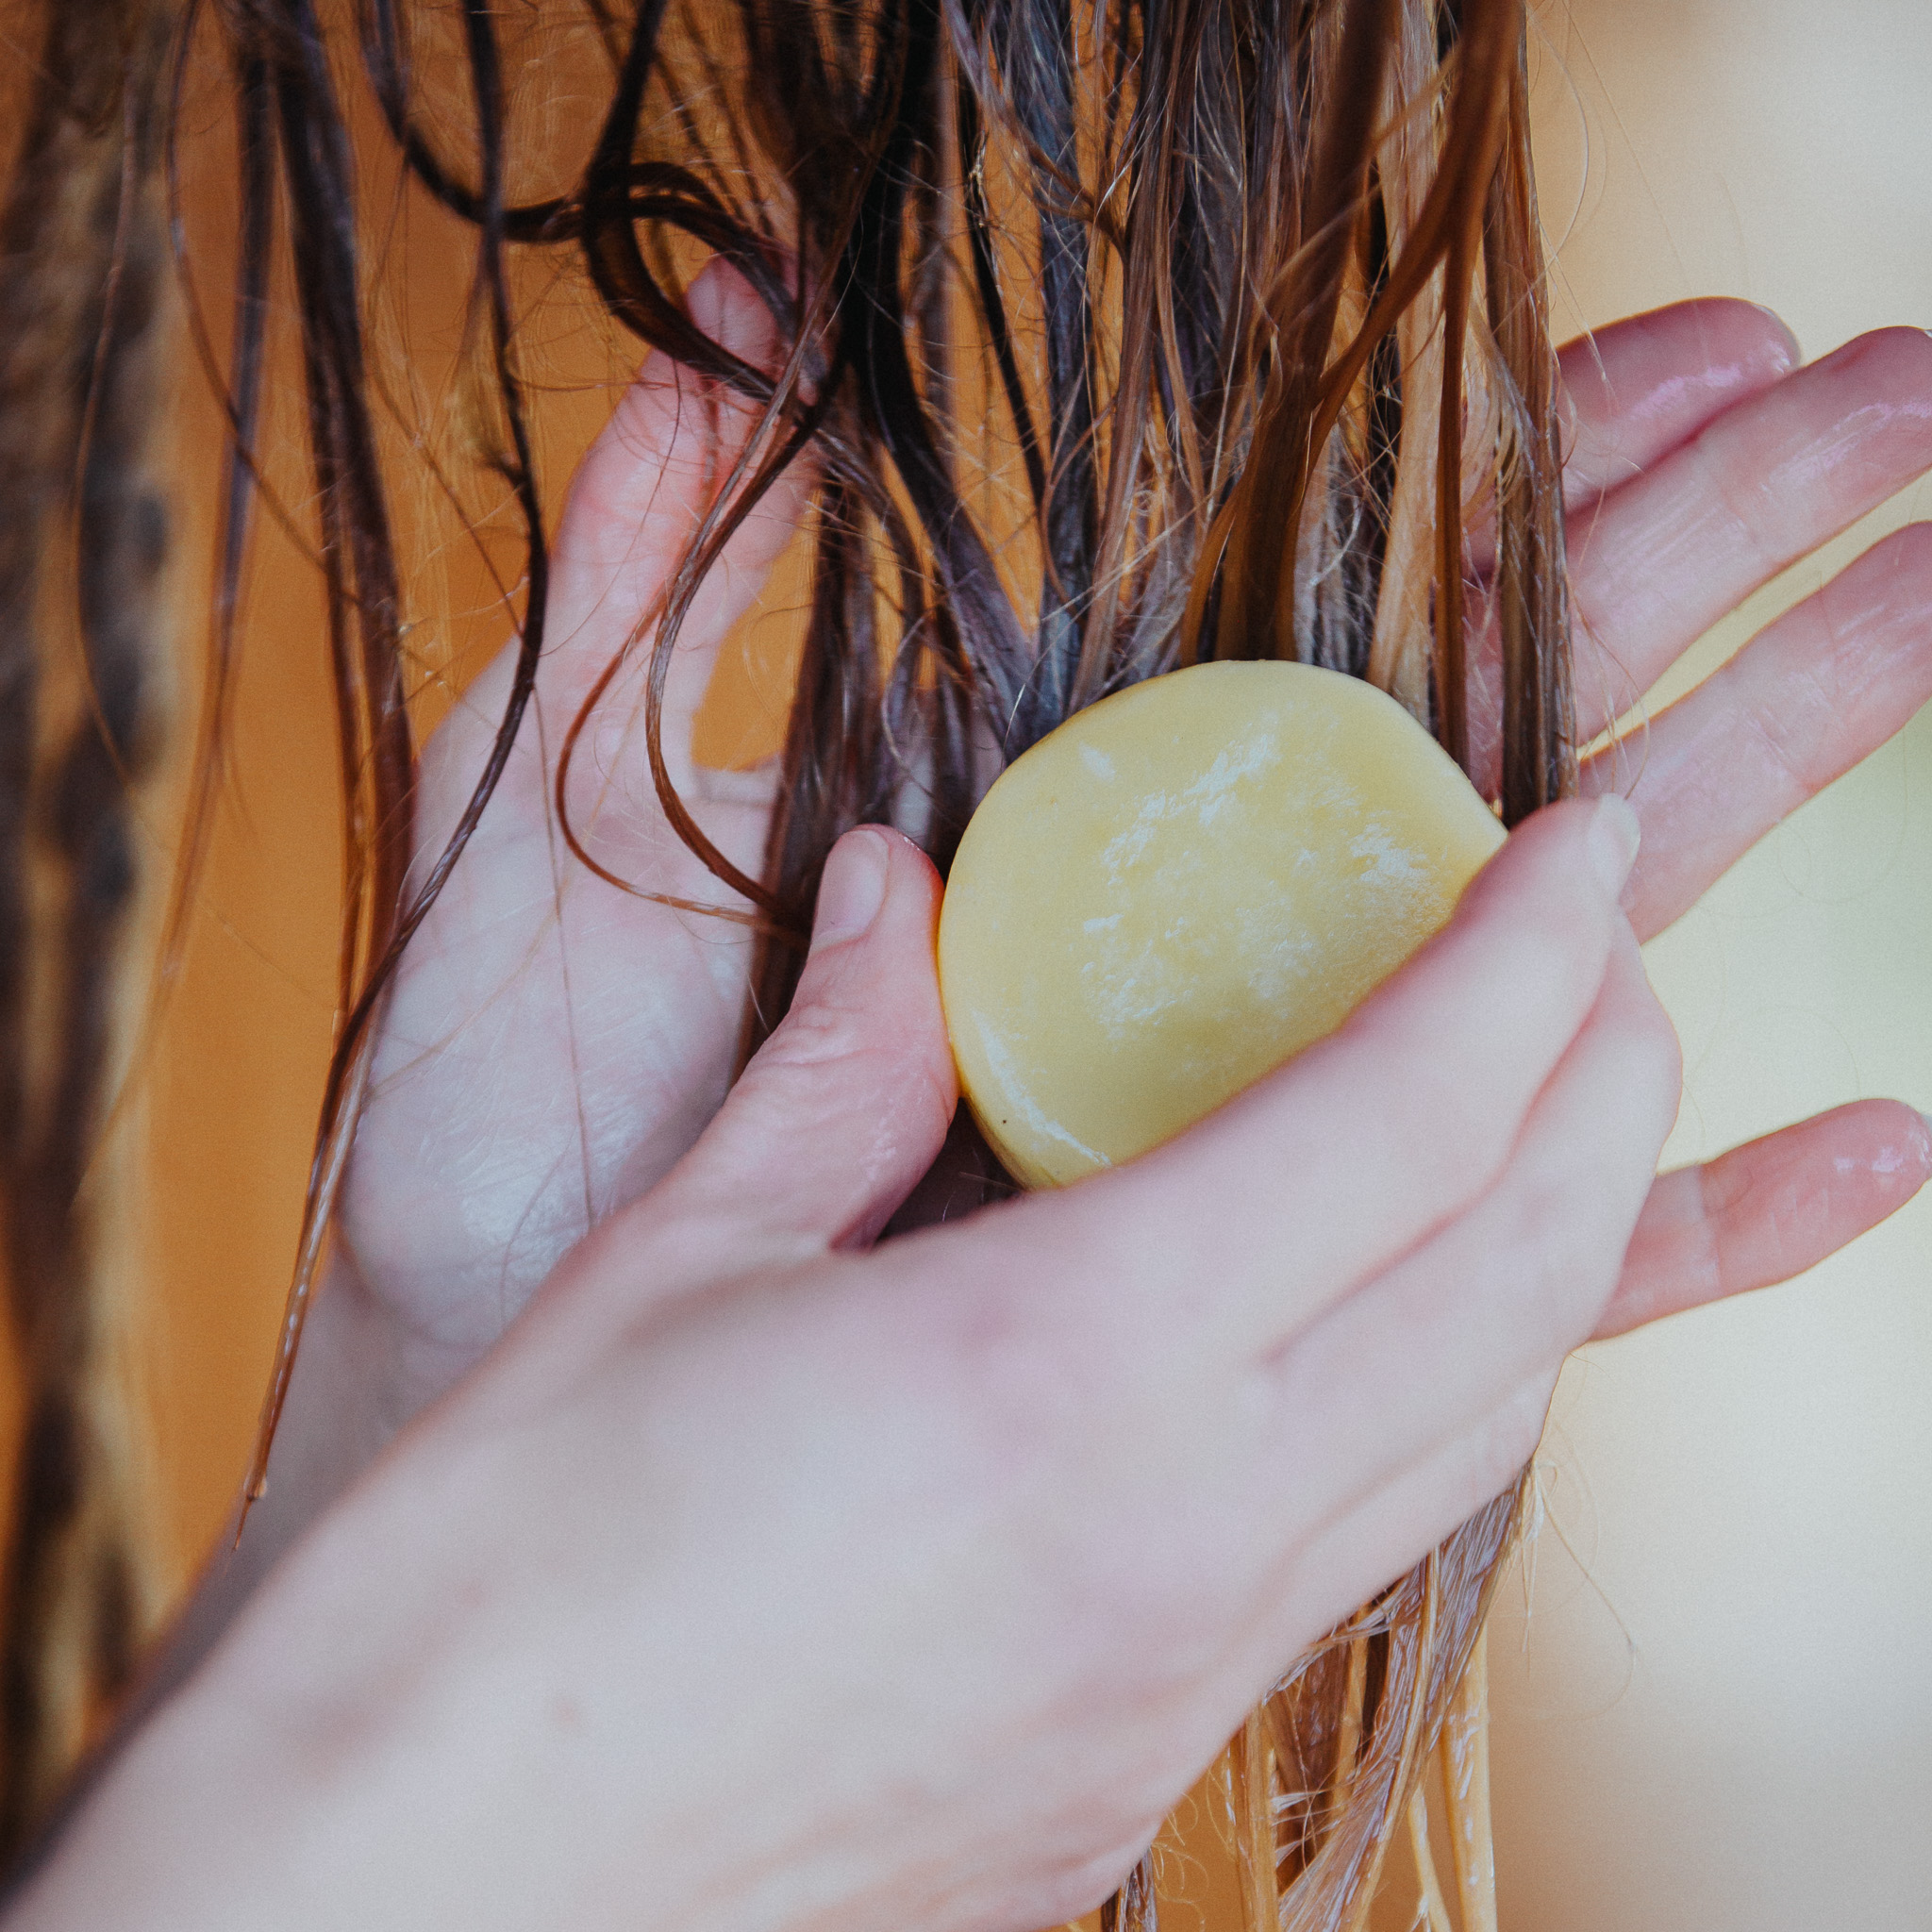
[1496,7,1932,1929]
[7,1,1928,1925]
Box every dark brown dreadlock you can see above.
[0,0,179,1856]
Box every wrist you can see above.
[10,1406,743,1932]
[125,1253,410,1725]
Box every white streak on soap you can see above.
[1349,823,1426,891]
[1099,725,1282,877]
[973,1021,1112,1171]
[1180,730,1277,824]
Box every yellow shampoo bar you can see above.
[936,660,1507,1190]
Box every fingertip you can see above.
[1597,296,1802,379]
[1817,1098,1932,1210]
[1899,1101,1932,1182]
[581,254,786,487]
[682,253,785,377]
[720,827,953,1252]
[792,826,945,1010]
[1587,793,1641,901]
[1463,795,1628,922]
[809,828,891,953]
[1745,302,1804,370]
[1658,296,1803,384]
[1872,518,1932,577]
[1816,323,1932,403]
[1559,298,1804,456]
[1605,1097,1932,1340]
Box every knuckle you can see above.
[1499,1164,1629,1357]
[1690,423,1787,575]
[757,987,868,1073]
[914,1266,1235,1706]
[1739,675,1825,800]
[1024,1838,1165,1930]
[1620,992,1685,1125]
[1473,1378,1556,1495]
[1644,1009,1686,1106]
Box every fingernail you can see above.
[1588,794,1641,900]
[810,829,890,952]
[1751,302,1803,364]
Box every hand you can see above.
[338,292,1932,1407]
[17,799,1679,1930]
[161,261,808,1655]
[332,258,808,1410]
[37,298,1932,1927]
[1519,301,1932,1330]
[214,293,1932,1634]
[37,793,1922,1932]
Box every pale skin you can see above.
[10,275,1932,1929]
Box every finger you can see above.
[1583,521,1932,941]
[1569,326,1932,741]
[1593,1099,1932,1340]
[547,260,808,744]
[1257,1373,1553,1668]
[1257,929,1678,1533]
[1251,1042,1932,1649]
[617,828,957,1280]
[979,796,1642,1361]
[556,266,811,799]
[1463,300,1797,585]
[1556,299,1801,511]
[1465,303,1798,800]
[424,258,811,841]
[1161,931,1674,1674]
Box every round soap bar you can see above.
[936,660,1506,1190]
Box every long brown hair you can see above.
[0,0,1574,1920]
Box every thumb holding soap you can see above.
[575,826,958,1294]
[626,786,1914,1398]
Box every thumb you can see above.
[637,827,958,1272]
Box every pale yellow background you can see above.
[1492,6,1932,1928]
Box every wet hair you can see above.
[0,0,176,1855]
[0,0,1572,1920]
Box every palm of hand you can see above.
[338,755,765,1368]
[337,266,804,1391]
[338,281,1932,1408]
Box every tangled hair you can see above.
[2,0,1575,1919]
